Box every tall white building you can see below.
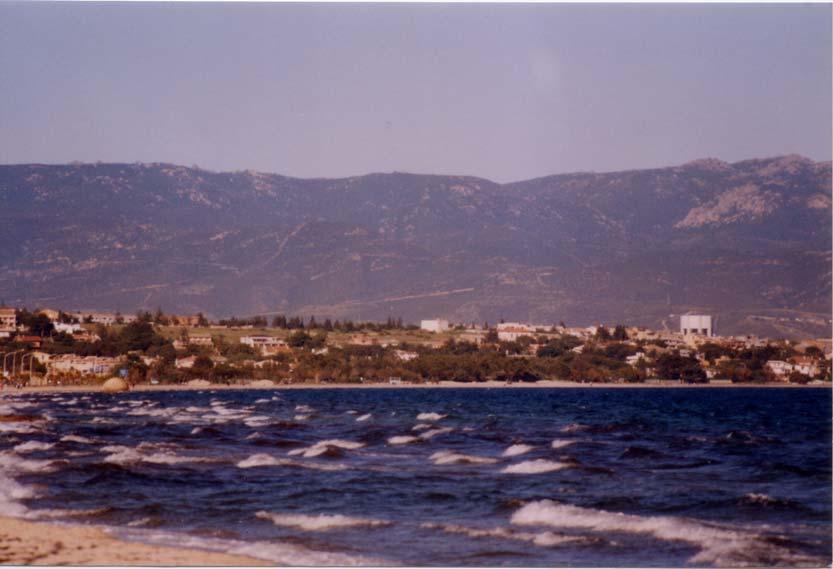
[680,314,713,337]
[420,319,449,333]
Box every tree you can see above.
[804,346,823,359]
[656,352,706,383]
[612,324,628,341]
[192,355,214,376]
[595,326,611,341]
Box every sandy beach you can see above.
[0,516,266,565]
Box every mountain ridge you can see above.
[0,155,830,338]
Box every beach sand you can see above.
[0,516,267,565]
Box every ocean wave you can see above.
[411,423,432,431]
[550,439,576,449]
[101,445,215,466]
[0,470,37,517]
[419,427,453,440]
[112,527,390,566]
[287,440,366,458]
[295,405,314,413]
[255,511,391,531]
[503,444,535,457]
[501,460,569,474]
[430,450,497,465]
[421,522,597,548]
[294,414,312,421]
[236,453,347,471]
[0,451,58,474]
[243,415,272,428]
[559,423,589,433]
[510,500,820,566]
[13,441,55,453]
[60,435,95,444]
[387,435,420,445]
[416,412,446,421]
[356,413,372,422]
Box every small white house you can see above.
[420,319,449,333]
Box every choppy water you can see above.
[0,387,830,566]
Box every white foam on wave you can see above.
[421,522,595,548]
[294,414,311,421]
[551,439,576,449]
[503,444,535,457]
[61,435,94,444]
[502,460,569,474]
[510,500,818,566]
[13,441,55,453]
[411,423,431,431]
[0,470,37,517]
[295,404,314,413]
[387,435,420,445]
[255,511,390,531]
[254,398,271,404]
[28,506,110,519]
[101,445,215,466]
[430,450,497,465]
[419,427,453,440]
[0,422,42,434]
[287,440,365,458]
[244,415,272,428]
[560,423,588,433]
[416,412,446,421]
[0,451,57,474]
[355,413,372,422]
[236,453,347,471]
[111,527,389,566]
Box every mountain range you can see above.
[0,154,830,338]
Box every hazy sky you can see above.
[1,3,830,182]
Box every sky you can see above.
[0,3,830,183]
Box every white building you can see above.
[680,314,713,337]
[420,319,449,333]
[240,335,288,354]
[54,322,83,334]
[496,322,536,342]
[48,355,120,376]
[625,352,646,366]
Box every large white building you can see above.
[240,335,288,355]
[496,322,536,342]
[420,319,449,333]
[680,314,713,337]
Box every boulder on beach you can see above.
[101,377,129,393]
[186,379,212,387]
[249,380,274,388]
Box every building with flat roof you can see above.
[680,314,713,337]
[420,319,449,333]
[0,307,16,332]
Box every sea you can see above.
[0,387,830,567]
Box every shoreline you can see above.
[0,516,266,565]
[6,380,830,394]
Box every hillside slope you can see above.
[0,155,829,337]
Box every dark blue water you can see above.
[0,388,830,566]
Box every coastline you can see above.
[6,380,830,394]
[0,516,266,565]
